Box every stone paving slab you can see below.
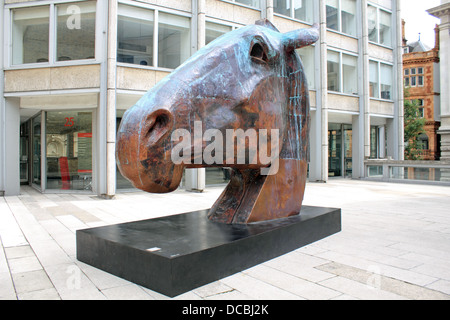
[0,179,449,300]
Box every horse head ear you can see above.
[282,23,319,51]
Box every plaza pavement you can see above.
[1,179,450,300]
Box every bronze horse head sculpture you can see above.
[116,19,319,224]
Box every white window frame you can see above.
[367,2,393,48]
[326,0,358,37]
[116,0,193,72]
[273,0,316,25]
[369,59,394,101]
[5,0,101,69]
[327,49,359,96]
[220,0,262,10]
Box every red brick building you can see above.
[402,21,441,160]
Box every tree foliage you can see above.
[404,88,425,160]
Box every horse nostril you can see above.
[145,110,173,146]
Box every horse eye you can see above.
[250,42,268,63]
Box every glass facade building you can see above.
[0,0,403,197]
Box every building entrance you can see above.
[328,123,352,177]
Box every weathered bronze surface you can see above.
[116,19,319,224]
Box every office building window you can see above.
[10,2,97,66]
[117,5,154,66]
[158,12,191,69]
[368,5,378,43]
[326,0,356,36]
[235,0,261,8]
[369,60,379,98]
[327,50,358,95]
[379,10,392,47]
[326,0,339,31]
[56,1,96,62]
[368,4,392,47]
[327,50,340,92]
[342,54,358,95]
[380,64,393,100]
[205,22,232,45]
[12,6,50,64]
[274,0,314,24]
[297,45,315,90]
[370,60,393,100]
[117,5,191,70]
[341,0,356,36]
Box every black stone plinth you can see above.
[76,206,341,297]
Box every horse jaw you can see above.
[207,159,307,224]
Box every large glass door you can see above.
[328,123,342,177]
[31,114,42,188]
[328,123,353,177]
[45,111,93,191]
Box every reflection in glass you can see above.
[326,0,339,31]
[294,0,314,23]
[380,64,392,100]
[343,54,357,95]
[56,1,96,61]
[32,114,42,187]
[369,60,379,98]
[45,111,92,190]
[117,5,154,66]
[297,45,315,90]
[158,13,191,69]
[327,50,340,92]
[273,0,290,16]
[379,10,392,47]
[341,0,356,36]
[12,6,49,64]
[368,5,378,43]
[205,22,232,45]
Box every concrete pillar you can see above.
[319,0,328,182]
[428,1,450,161]
[3,98,20,196]
[361,0,371,159]
[184,0,206,192]
[0,0,4,195]
[395,0,404,160]
[105,0,117,198]
[266,0,274,21]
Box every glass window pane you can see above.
[117,5,154,66]
[46,111,92,191]
[327,50,340,92]
[326,0,339,31]
[369,60,379,98]
[12,6,49,64]
[341,0,356,36]
[294,0,314,23]
[32,114,42,186]
[380,64,392,100]
[418,75,424,86]
[379,10,392,47]
[368,5,378,43]
[343,54,357,95]
[56,1,96,61]
[297,45,315,90]
[404,77,410,87]
[274,0,291,16]
[235,0,261,8]
[205,22,232,45]
[158,13,191,69]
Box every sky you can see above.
[400,0,442,48]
